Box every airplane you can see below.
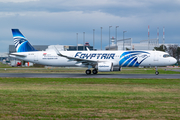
[10,29,177,75]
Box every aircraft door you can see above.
[154,52,158,61]
[34,53,39,62]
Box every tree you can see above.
[154,45,167,52]
[177,47,180,62]
[167,45,178,59]
[126,47,130,50]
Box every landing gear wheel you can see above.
[155,71,159,75]
[92,69,98,74]
[85,70,91,75]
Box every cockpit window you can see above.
[163,54,171,58]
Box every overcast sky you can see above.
[0,0,180,52]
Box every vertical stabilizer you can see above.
[12,29,37,52]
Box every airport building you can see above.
[105,37,179,51]
[46,44,93,52]
[9,43,93,54]
[0,53,9,64]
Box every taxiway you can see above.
[0,73,179,79]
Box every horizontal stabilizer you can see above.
[10,53,27,57]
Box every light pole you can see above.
[76,33,78,51]
[83,32,85,51]
[163,27,165,50]
[123,31,127,50]
[93,29,95,50]
[109,26,112,50]
[116,26,119,50]
[101,27,102,50]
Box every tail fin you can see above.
[12,29,37,52]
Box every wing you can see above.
[54,46,98,66]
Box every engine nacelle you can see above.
[98,62,113,72]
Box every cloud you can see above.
[0,0,180,15]
[0,0,39,3]
[0,0,180,52]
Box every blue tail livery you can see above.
[12,29,37,52]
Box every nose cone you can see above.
[171,58,177,65]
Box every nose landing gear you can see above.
[155,66,159,75]
[155,71,159,75]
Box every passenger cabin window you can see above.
[163,54,170,58]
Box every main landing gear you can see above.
[85,69,98,75]
[155,66,159,75]
[92,69,98,74]
[85,69,91,75]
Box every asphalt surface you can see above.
[170,69,180,72]
[0,73,179,79]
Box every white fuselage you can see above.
[10,50,177,67]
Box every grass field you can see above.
[0,78,180,119]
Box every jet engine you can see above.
[98,62,113,72]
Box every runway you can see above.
[0,73,180,79]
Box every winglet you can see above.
[54,46,62,56]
